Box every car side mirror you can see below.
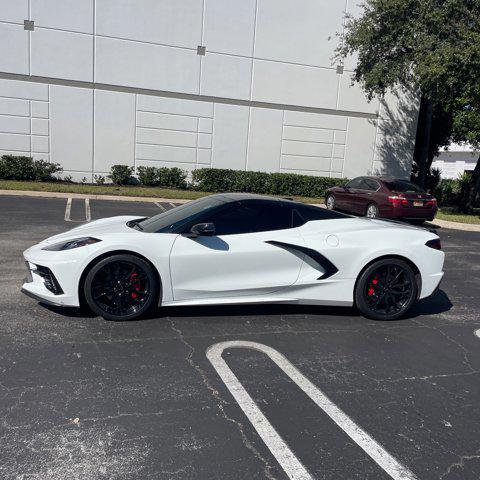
[184,222,215,238]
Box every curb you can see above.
[427,218,480,233]
[0,189,191,204]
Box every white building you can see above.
[432,144,478,179]
[0,0,418,182]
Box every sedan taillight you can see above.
[425,198,437,208]
[426,238,442,250]
[387,195,409,207]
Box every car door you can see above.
[342,177,364,212]
[169,201,306,301]
[350,178,377,214]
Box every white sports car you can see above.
[22,193,444,321]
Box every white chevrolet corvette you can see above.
[22,193,444,321]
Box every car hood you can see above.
[41,215,143,245]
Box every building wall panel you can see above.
[31,29,93,81]
[0,97,30,117]
[0,23,29,74]
[200,53,251,100]
[0,0,29,23]
[96,0,202,49]
[211,103,249,170]
[50,85,93,173]
[203,0,256,56]
[32,0,94,34]
[94,89,135,173]
[255,0,344,67]
[95,37,200,94]
[252,60,338,109]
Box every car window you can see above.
[206,201,293,236]
[139,196,225,233]
[384,180,424,193]
[293,203,350,226]
[364,179,380,191]
[346,177,363,189]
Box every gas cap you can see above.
[326,234,339,247]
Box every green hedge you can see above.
[0,155,62,181]
[191,168,347,197]
[137,165,187,189]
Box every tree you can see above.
[337,0,480,211]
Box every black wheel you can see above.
[366,203,379,218]
[84,254,158,321]
[355,259,418,320]
[326,195,335,210]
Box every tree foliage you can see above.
[337,0,480,212]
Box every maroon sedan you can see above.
[325,176,438,223]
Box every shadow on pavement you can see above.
[38,289,452,322]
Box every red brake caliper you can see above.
[368,277,378,296]
[130,272,140,299]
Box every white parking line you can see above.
[475,329,480,339]
[64,197,72,221]
[169,202,176,208]
[85,198,91,222]
[154,202,166,212]
[207,341,418,480]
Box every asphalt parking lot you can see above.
[1,194,479,480]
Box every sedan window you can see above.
[385,180,425,193]
[346,177,363,189]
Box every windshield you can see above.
[137,196,225,233]
[385,180,425,194]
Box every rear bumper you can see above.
[380,206,437,220]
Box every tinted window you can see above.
[385,180,424,193]
[138,196,225,233]
[293,203,350,226]
[346,177,363,189]
[364,179,380,191]
[206,202,292,236]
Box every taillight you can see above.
[425,198,437,208]
[387,195,409,207]
[426,238,441,250]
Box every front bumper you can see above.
[22,251,85,307]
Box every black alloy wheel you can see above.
[84,254,158,321]
[355,259,417,320]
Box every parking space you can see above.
[1,194,479,480]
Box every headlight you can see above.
[42,237,101,251]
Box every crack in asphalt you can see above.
[166,317,278,480]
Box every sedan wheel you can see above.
[355,259,418,320]
[366,203,379,218]
[326,195,335,210]
[84,254,157,321]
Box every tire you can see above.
[326,195,335,210]
[355,258,418,320]
[366,203,379,218]
[84,254,158,321]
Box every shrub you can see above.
[0,155,62,181]
[156,167,187,189]
[137,166,158,186]
[137,166,188,188]
[108,164,134,185]
[191,168,347,198]
[94,174,106,185]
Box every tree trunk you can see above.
[418,99,433,189]
[460,155,480,214]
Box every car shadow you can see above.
[406,289,453,318]
[38,289,452,322]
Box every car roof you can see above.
[214,192,291,203]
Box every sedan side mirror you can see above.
[184,222,215,238]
